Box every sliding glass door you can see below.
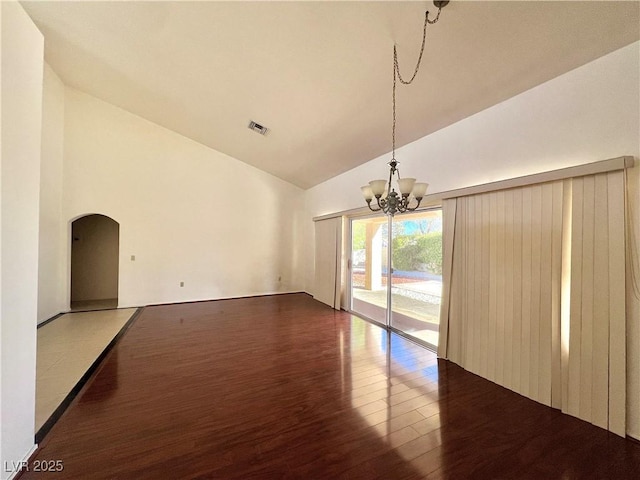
[349,210,443,350]
[390,211,443,349]
[350,216,387,325]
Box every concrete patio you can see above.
[352,279,442,347]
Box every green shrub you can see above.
[352,222,366,250]
[391,232,442,274]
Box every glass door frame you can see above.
[347,207,443,352]
[347,212,390,329]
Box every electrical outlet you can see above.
[180,281,184,287]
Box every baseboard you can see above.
[88,291,311,310]
[36,312,65,329]
[37,304,138,327]
[144,291,307,308]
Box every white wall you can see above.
[0,2,44,477]
[304,42,640,437]
[37,63,65,323]
[62,87,305,308]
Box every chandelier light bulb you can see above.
[397,177,416,196]
[360,185,373,201]
[368,180,387,197]
[412,182,429,199]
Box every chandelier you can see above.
[361,1,448,216]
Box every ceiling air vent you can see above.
[248,120,269,136]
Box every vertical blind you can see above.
[565,171,626,435]
[437,198,457,360]
[439,170,627,435]
[440,181,564,407]
[314,217,342,309]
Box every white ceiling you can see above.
[21,1,640,189]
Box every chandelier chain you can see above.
[363,3,446,216]
[392,7,442,162]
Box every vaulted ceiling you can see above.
[22,1,640,189]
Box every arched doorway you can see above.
[70,214,119,311]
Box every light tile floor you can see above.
[36,308,136,432]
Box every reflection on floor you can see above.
[70,298,118,312]
[352,288,441,347]
[36,308,136,432]
[398,324,439,347]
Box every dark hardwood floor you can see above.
[23,293,640,479]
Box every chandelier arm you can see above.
[367,200,382,213]
[406,197,423,212]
